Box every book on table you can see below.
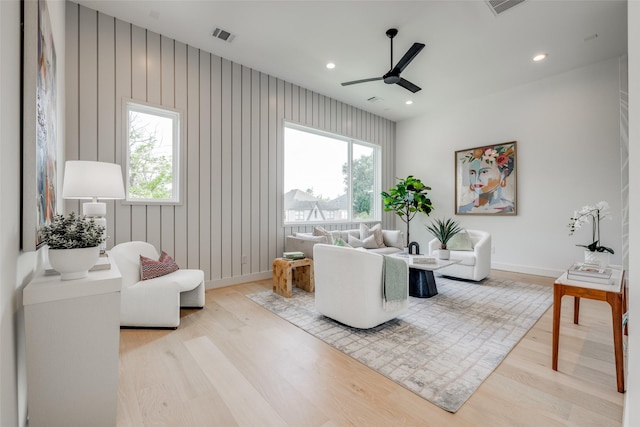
[567,263,613,284]
[283,251,305,260]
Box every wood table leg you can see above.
[608,292,625,392]
[574,297,580,324]
[552,283,563,371]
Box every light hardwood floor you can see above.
[117,270,625,426]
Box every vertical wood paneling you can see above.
[241,66,252,275]
[97,13,116,249]
[220,59,233,278]
[199,51,212,279]
[68,6,396,286]
[160,36,176,255]
[210,55,222,280]
[173,41,188,268]
[130,25,147,242]
[113,18,132,245]
[186,45,200,269]
[145,31,162,251]
[65,5,80,216]
[231,62,242,277]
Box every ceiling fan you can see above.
[341,28,425,93]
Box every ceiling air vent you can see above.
[486,0,525,15]
[367,96,384,103]
[211,27,235,43]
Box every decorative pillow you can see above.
[382,230,404,250]
[334,237,352,248]
[360,223,386,248]
[313,226,334,245]
[447,230,474,251]
[140,251,180,280]
[348,234,378,249]
[293,234,328,243]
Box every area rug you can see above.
[247,276,552,412]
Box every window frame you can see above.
[122,99,183,205]
[283,121,381,225]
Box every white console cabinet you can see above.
[23,261,122,427]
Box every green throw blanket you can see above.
[383,255,408,308]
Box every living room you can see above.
[1,0,639,426]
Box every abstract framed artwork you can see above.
[455,141,517,215]
[22,0,58,250]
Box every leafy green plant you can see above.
[381,175,434,247]
[425,218,463,249]
[39,212,106,249]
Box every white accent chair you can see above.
[109,241,205,328]
[313,244,408,329]
[428,229,491,281]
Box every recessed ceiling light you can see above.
[405,100,413,105]
[533,53,548,62]
[326,62,336,69]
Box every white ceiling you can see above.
[74,0,627,122]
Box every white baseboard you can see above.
[491,262,564,278]
[205,271,273,290]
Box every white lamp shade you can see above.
[62,161,125,200]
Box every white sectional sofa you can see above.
[284,224,404,259]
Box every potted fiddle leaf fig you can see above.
[381,175,434,247]
[425,218,462,260]
[40,212,106,280]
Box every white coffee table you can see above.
[391,254,460,298]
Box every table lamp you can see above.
[62,161,125,252]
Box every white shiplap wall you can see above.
[65,3,396,287]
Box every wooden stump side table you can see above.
[272,258,314,298]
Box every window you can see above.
[284,123,380,224]
[124,100,180,204]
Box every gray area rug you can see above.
[247,276,553,412]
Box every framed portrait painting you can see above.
[455,142,517,215]
[22,0,58,251]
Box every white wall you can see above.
[624,2,638,425]
[396,57,622,277]
[0,0,65,425]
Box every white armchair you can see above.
[428,229,491,281]
[313,244,408,329]
[109,241,205,328]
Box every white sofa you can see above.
[313,244,408,329]
[109,241,205,328]
[428,229,491,281]
[285,226,403,259]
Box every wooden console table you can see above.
[552,266,627,392]
[272,258,314,297]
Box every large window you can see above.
[124,100,180,204]
[284,123,380,224]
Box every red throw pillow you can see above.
[140,251,179,280]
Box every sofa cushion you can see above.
[348,234,378,249]
[360,223,385,248]
[140,251,180,280]
[382,230,403,250]
[447,230,474,251]
[313,226,334,244]
[450,250,476,266]
[369,246,403,255]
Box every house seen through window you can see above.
[284,123,380,224]
[124,100,180,204]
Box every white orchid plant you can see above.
[568,201,614,254]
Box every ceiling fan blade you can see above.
[341,77,383,86]
[396,78,422,93]
[391,43,425,74]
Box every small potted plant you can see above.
[568,201,614,267]
[381,175,434,248]
[425,218,462,260]
[40,212,106,280]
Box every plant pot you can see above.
[584,250,610,268]
[438,249,450,260]
[48,246,100,280]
